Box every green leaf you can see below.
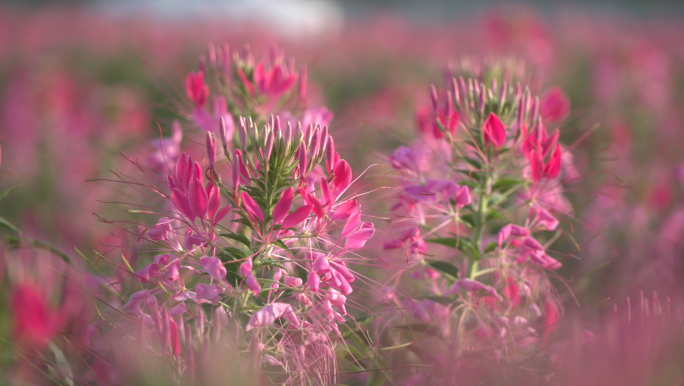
[219,233,252,248]
[425,259,460,280]
[455,238,480,260]
[491,178,521,193]
[0,185,19,201]
[460,213,475,228]
[253,258,286,271]
[458,179,479,189]
[486,209,506,222]
[4,236,71,265]
[455,169,481,181]
[488,193,506,207]
[232,218,254,230]
[223,262,241,286]
[484,241,498,253]
[272,239,293,256]
[47,342,74,386]
[4,235,18,246]
[366,370,385,386]
[378,342,413,351]
[425,238,457,248]
[463,157,482,169]
[32,239,72,265]
[0,216,21,234]
[218,247,246,261]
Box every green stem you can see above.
[468,174,491,279]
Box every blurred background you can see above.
[1,0,684,309]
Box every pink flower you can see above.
[240,257,253,277]
[281,204,312,229]
[241,192,264,223]
[196,284,220,301]
[200,256,226,281]
[331,160,352,197]
[344,222,375,250]
[272,188,294,225]
[301,107,334,130]
[11,283,60,348]
[312,252,330,274]
[497,224,530,247]
[147,217,173,241]
[529,144,562,182]
[246,275,262,296]
[284,276,303,287]
[384,227,428,255]
[446,279,503,302]
[185,71,209,107]
[308,271,320,292]
[433,104,460,139]
[253,62,296,98]
[245,303,300,331]
[482,113,507,147]
[540,87,570,122]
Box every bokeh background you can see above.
[2,0,684,374]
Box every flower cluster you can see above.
[383,59,574,382]
[103,46,375,385]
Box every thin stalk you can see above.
[468,172,491,279]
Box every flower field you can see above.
[1,4,684,385]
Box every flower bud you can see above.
[326,136,336,170]
[284,122,293,150]
[483,113,507,148]
[219,115,233,157]
[298,143,308,178]
[298,66,307,101]
[221,42,231,73]
[206,132,216,168]
[310,125,320,161]
[319,126,329,156]
[239,116,247,150]
[264,128,274,161]
[232,149,242,191]
[430,85,439,111]
[531,96,540,124]
[275,115,282,134]
[478,83,486,116]
[451,77,460,104]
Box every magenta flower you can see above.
[240,191,264,223]
[11,283,60,348]
[245,303,300,331]
[540,86,570,122]
[185,70,209,107]
[482,112,507,147]
[200,256,226,281]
